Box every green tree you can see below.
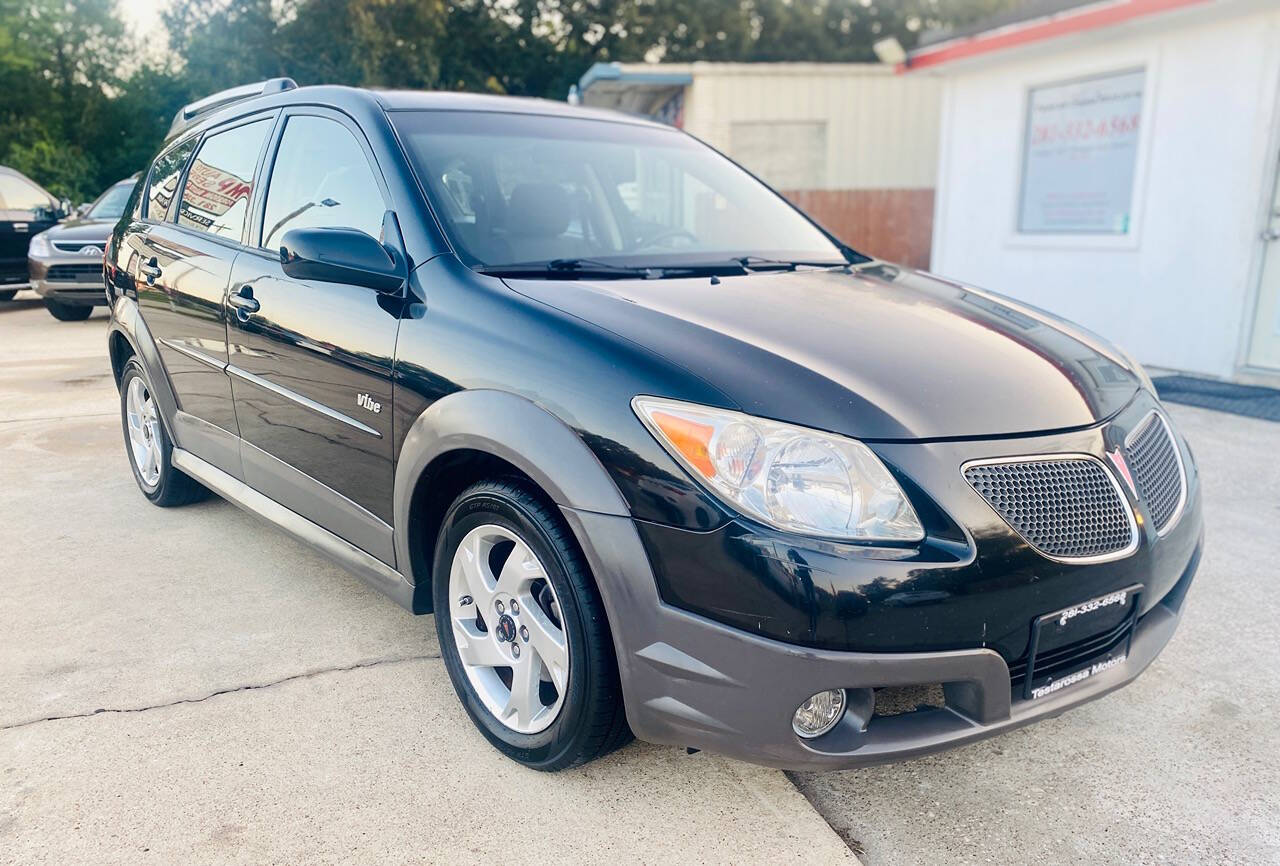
[0,0,1017,201]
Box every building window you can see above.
[1017,68,1145,235]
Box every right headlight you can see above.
[27,231,52,257]
[633,396,924,542]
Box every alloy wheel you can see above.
[125,376,162,489]
[448,523,570,734]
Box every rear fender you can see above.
[107,295,181,443]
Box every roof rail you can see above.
[167,78,298,138]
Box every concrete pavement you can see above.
[0,293,858,864]
[3,287,1278,864]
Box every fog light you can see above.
[792,689,846,739]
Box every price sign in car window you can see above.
[1017,68,1146,235]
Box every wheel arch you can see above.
[393,389,631,613]
[107,298,180,441]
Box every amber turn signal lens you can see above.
[649,410,716,478]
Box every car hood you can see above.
[43,218,112,243]
[506,264,1143,440]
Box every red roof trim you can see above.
[906,0,1211,71]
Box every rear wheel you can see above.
[0,289,17,302]
[433,479,631,770]
[46,299,93,321]
[119,359,207,507]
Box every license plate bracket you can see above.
[1023,583,1142,701]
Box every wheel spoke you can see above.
[452,619,507,668]
[503,652,543,728]
[456,532,496,609]
[142,441,159,480]
[522,604,568,693]
[496,538,544,595]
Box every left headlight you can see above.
[633,397,924,542]
[27,232,52,257]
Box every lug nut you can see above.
[520,626,529,642]
[495,600,504,614]
[511,644,521,658]
[459,595,473,606]
[510,600,520,615]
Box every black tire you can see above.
[0,288,17,302]
[119,358,208,507]
[46,299,93,321]
[433,479,632,771]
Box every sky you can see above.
[120,0,171,48]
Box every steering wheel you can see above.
[634,226,699,251]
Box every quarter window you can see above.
[177,119,272,241]
[260,115,385,251]
[145,139,197,221]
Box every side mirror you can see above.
[279,226,406,293]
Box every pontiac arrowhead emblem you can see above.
[1107,447,1136,496]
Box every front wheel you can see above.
[433,479,631,770]
[119,359,207,507]
[46,299,93,321]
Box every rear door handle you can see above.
[140,259,162,284]
[228,286,260,321]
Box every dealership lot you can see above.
[2,292,1278,864]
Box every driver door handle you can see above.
[140,258,162,284]
[228,286,260,320]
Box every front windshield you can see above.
[391,110,846,272]
[87,182,133,220]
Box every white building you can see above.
[910,0,1280,382]
[576,62,942,267]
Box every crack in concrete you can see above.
[784,771,868,863]
[0,653,439,732]
[0,412,116,425]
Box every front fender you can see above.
[392,388,632,582]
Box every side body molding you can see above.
[392,389,632,584]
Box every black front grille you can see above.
[1126,412,1185,533]
[1009,614,1134,693]
[45,264,102,283]
[964,457,1135,560]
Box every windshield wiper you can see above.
[477,258,666,280]
[732,255,850,272]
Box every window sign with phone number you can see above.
[1017,68,1146,235]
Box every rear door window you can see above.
[145,139,197,221]
[177,119,272,242]
[260,115,386,250]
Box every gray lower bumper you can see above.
[31,279,105,304]
[564,507,1199,771]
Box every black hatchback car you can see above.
[106,79,1203,771]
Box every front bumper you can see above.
[28,255,107,305]
[568,391,1204,770]
[572,504,1200,770]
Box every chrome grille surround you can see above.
[963,454,1139,564]
[1125,410,1187,536]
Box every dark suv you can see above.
[106,79,1203,771]
[1,166,65,299]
